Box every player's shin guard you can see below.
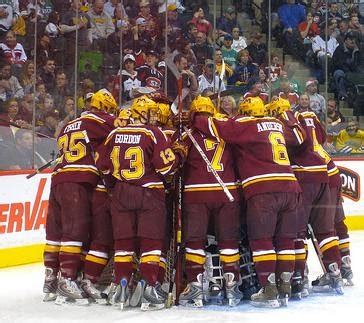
[316,234,341,270]
[250,239,277,288]
[335,220,350,258]
[59,240,83,280]
[84,244,110,283]
[44,240,61,272]
[293,238,307,279]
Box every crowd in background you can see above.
[1,0,364,170]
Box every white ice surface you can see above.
[1,231,364,323]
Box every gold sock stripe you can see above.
[220,253,240,263]
[159,261,167,270]
[253,253,277,262]
[44,245,60,253]
[277,254,296,261]
[85,254,108,265]
[339,242,350,250]
[320,239,339,253]
[295,254,307,261]
[140,255,160,264]
[114,255,134,263]
[186,253,206,265]
[59,246,82,254]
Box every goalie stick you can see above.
[307,223,327,274]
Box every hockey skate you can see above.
[341,256,354,286]
[80,279,107,305]
[205,244,224,305]
[140,281,166,311]
[250,273,280,308]
[55,277,89,306]
[43,268,58,302]
[179,273,204,308]
[224,273,243,307]
[105,283,121,306]
[312,263,344,295]
[277,272,292,306]
[129,279,144,307]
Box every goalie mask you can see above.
[130,95,158,122]
[190,96,216,116]
[238,97,265,117]
[266,97,291,117]
[90,88,117,114]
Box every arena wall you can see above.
[1,159,363,268]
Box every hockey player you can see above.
[178,96,242,308]
[96,95,187,311]
[43,89,117,305]
[190,97,301,308]
[266,97,344,296]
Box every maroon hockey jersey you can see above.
[96,124,180,197]
[181,129,239,203]
[52,111,116,187]
[279,110,328,183]
[193,115,301,199]
[137,65,164,90]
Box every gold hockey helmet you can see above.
[130,95,158,120]
[266,97,291,116]
[90,88,117,113]
[238,97,265,117]
[190,95,215,116]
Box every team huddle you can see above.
[41,88,354,311]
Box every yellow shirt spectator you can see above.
[335,120,364,154]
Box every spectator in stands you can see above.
[243,80,269,104]
[306,79,326,123]
[60,0,92,73]
[268,53,283,83]
[326,98,346,137]
[58,96,75,125]
[337,19,349,46]
[311,18,339,74]
[298,11,320,42]
[165,3,183,36]
[185,22,198,44]
[220,95,236,117]
[36,33,52,66]
[191,31,214,71]
[113,54,141,102]
[273,75,300,108]
[198,59,225,94]
[137,0,160,38]
[36,110,60,139]
[112,1,128,27]
[335,119,364,154]
[278,0,306,57]
[190,7,212,43]
[259,68,270,93]
[88,0,115,51]
[0,60,24,101]
[19,61,35,94]
[45,11,61,38]
[231,26,247,52]
[137,49,164,90]
[50,71,72,112]
[246,31,267,66]
[221,34,237,69]
[214,48,233,85]
[327,2,343,23]
[0,128,47,170]
[104,0,122,18]
[217,6,240,36]
[106,20,131,55]
[340,0,360,20]
[17,93,34,124]
[171,38,197,74]
[332,32,360,101]
[348,15,363,45]
[0,30,27,66]
[133,17,153,53]
[228,49,258,88]
[0,0,19,39]
[166,53,198,107]
[39,58,56,92]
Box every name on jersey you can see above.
[64,121,82,133]
[257,121,283,133]
[115,134,141,144]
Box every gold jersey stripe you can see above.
[53,167,99,176]
[184,185,238,192]
[242,176,296,188]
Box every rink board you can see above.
[1,159,364,268]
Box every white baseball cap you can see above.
[123,54,136,63]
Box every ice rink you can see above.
[1,231,364,323]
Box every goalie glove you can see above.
[171,140,189,165]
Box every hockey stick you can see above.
[307,223,327,274]
[26,157,58,179]
[216,59,225,112]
